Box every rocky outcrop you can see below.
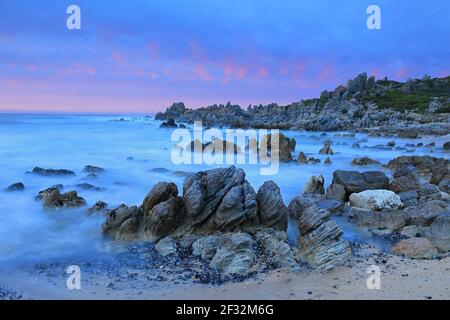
[289,196,351,270]
[154,75,450,133]
[36,187,86,209]
[349,190,403,211]
[391,237,438,259]
[332,170,389,199]
[102,166,288,241]
[386,156,450,185]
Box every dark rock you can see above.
[325,183,347,202]
[82,165,105,173]
[332,170,389,198]
[4,182,25,192]
[31,167,75,176]
[256,181,288,230]
[36,187,86,209]
[87,201,108,213]
[351,157,381,166]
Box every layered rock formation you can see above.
[102,166,287,241]
[155,74,450,134]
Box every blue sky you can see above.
[0,0,448,113]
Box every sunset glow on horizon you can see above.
[0,0,449,113]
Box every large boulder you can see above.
[255,229,297,269]
[404,200,448,226]
[348,207,408,232]
[391,237,438,259]
[325,183,347,201]
[289,197,351,270]
[256,181,288,230]
[390,165,421,193]
[332,170,389,198]
[102,205,142,241]
[349,190,403,211]
[422,212,450,252]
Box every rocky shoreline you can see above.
[155,74,450,136]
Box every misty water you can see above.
[0,113,448,268]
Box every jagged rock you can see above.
[422,213,450,252]
[289,197,350,270]
[31,167,75,176]
[156,237,178,257]
[319,141,334,155]
[391,237,438,259]
[82,165,105,173]
[36,187,86,209]
[332,170,389,198]
[4,182,25,192]
[325,183,347,202]
[349,190,403,211]
[297,220,351,270]
[297,152,308,164]
[303,175,325,194]
[351,157,381,166]
[348,207,408,231]
[324,157,332,165]
[387,155,450,184]
[260,133,296,162]
[102,205,142,240]
[256,181,287,230]
[87,201,108,213]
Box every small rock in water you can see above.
[82,165,106,173]
[31,167,75,176]
[4,182,25,192]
